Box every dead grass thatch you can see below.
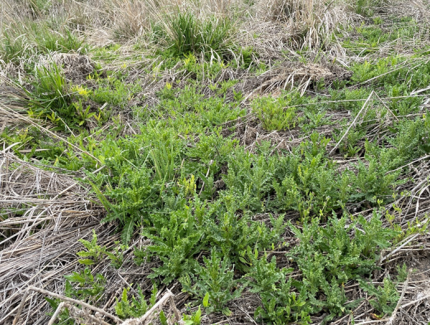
[0,149,107,324]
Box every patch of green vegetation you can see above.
[27,63,74,126]
[252,94,298,131]
[341,17,422,57]
[28,0,53,15]
[63,268,107,303]
[91,74,142,109]
[142,13,258,74]
[135,81,245,132]
[358,277,400,316]
[350,56,430,91]
[46,267,161,324]
[115,285,157,319]
[68,90,425,322]
[6,6,430,325]
[76,230,127,268]
[46,242,204,325]
[22,63,110,130]
[181,250,243,315]
[7,62,141,134]
[90,44,122,63]
[246,212,397,323]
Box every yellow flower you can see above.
[165,82,172,90]
[72,85,90,98]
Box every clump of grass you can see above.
[21,62,108,130]
[26,62,72,125]
[30,63,69,110]
[157,12,235,59]
[0,30,31,64]
[28,0,53,16]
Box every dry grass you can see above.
[0,149,107,324]
[380,0,430,22]
[252,0,352,50]
[0,0,353,62]
[0,149,194,324]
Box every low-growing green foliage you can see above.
[63,268,106,303]
[21,63,110,130]
[28,63,71,120]
[45,299,75,325]
[77,230,127,268]
[8,6,430,324]
[350,55,430,92]
[137,202,204,283]
[354,0,386,17]
[77,230,106,265]
[252,94,298,131]
[182,307,202,325]
[180,250,243,315]
[91,74,141,109]
[115,285,157,319]
[358,277,400,316]
[245,252,308,324]
[245,212,398,324]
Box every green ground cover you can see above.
[2,0,430,324]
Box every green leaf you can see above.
[222,307,232,316]
[159,310,168,325]
[78,239,92,250]
[88,180,111,212]
[121,218,135,244]
[203,292,210,308]
[45,297,59,309]
[77,251,95,258]
[78,259,95,265]
[122,288,128,303]
[193,306,202,323]
[239,257,248,264]
[64,273,85,283]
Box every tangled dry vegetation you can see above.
[3,0,430,324]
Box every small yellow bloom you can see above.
[72,85,90,98]
[165,82,172,90]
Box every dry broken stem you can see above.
[13,285,182,325]
[12,286,122,325]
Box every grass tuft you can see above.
[156,12,235,59]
